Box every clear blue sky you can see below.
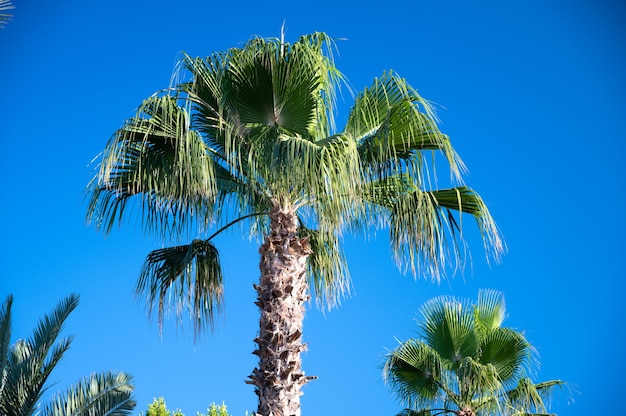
[1,1,624,414]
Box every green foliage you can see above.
[383,289,566,416]
[86,32,504,337]
[202,403,231,416]
[0,294,136,416]
[141,397,182,416]
[140,398,237,416]
[86,31,505,415]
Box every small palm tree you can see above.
[0,294,136,416]
[86,32,503,415]
[383,289,565,416]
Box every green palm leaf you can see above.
[504,377,565,415]
[42,372,135,416]
[383,291,567,416]
[299,225,350,308]
[1,295,77,416]
[479,328,529,384]
[348,71,462,182]
[473,288,506,335]
[87,95,217,237]
[383,339,443,408]
[137,239,223,335]
[419,296,478,369]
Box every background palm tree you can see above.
[0,294,136,416]
[86,32,503,416]
[383,289,565,416]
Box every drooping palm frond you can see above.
[298,224,351,308]
[42,372,136,416]
[344,72,503,281]
[348,71,463,181]
[502,378,566,416]
[87,96,217,237]
[137,239,223,336]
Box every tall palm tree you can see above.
[383,289,565,416]
[86,32,503,416]
[0,294,136,416]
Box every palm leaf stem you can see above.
[203,211,270,242]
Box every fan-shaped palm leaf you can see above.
[384,291,566,416]
[419,296,478,368]
[383,339,443,409]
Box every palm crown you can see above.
[383,289,565,416]
[87,32,502,330]
[86,32,504,415]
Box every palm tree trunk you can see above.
[248,203,314,416]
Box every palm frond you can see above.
[478,328,530,386]
[0,0,14,28]
[137,239,223,337]
[504,377,566,415]
[298,225,351,309]
[42,371,136,416]
[1,295,78,416]
[473,289,506,335]
[429,188,504,262]
[419,296,477,370]
[86,96,217,238]
[387,188,458,279]
[348,71,463,183]
[383,339,444,410]
[0,295,13,410]
[456,357,503,405]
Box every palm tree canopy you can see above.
[383,289,566,416]
[0,295,136,416]
[86,32,503,334]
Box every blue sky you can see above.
[1,1,624,414]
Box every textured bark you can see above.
[457,407,475,416]
[247,204,314,416]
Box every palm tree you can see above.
[383,289,565,416]
[0,294,136,416]
[86,32,503,416]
